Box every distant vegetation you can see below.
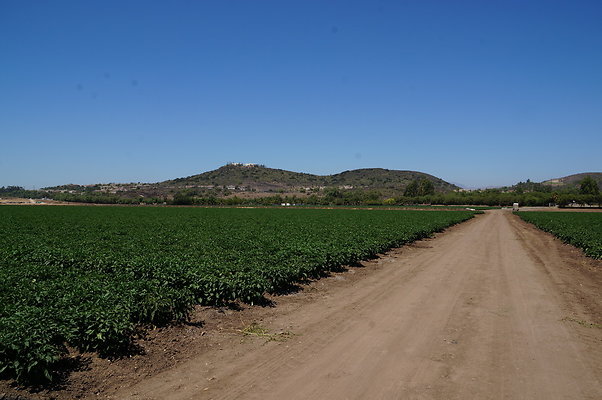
[2,168,600,208]
[0,186,42,199]
[579,176,600,195]
[541,172,602,190]
[403,178,435,197]
[3,185,600,208]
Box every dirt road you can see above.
[118,210,601,399]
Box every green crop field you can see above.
[0,206,475,382]
[517,212,602,259]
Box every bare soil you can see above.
[0,198,70,206]
[518,206,602,212]
[2,210,600,399]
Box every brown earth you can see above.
[518,206,602,212]
[0,198,70,205]
[3,210,600,399]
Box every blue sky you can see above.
[1,0,601,189]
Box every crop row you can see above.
[516,211,602,259]
[0,206,475,383]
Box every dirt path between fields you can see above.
[108,210,600,400]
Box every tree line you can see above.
[1,176,599,207]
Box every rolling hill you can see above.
[327,168,455,192]
[42,163,459,197]
[165,164,459,192]
[541,172,602,189]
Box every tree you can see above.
[404,179,435,197]
[404,180,419,197]
[172,191,194,205]
[579,176,600,195]
[418,179,435,196]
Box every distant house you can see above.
[229,162,259,168]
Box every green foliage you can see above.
[0,186,25,194]
[517,212,602,259]
[403,180,419,197]
[579,176,600,195]
[172,191,195,205]
[404,179,435,197]
[39,187,602,208]
[418,179,435,196]
[0,206,476,383]
[0,186,46,199]
[512,179,552,193]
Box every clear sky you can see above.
[1,0,601,189]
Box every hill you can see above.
[167,163,319,191]
[165,164,459,192]
[327,168,455,192]
[541,173,602,189]
[41,164,459,198]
